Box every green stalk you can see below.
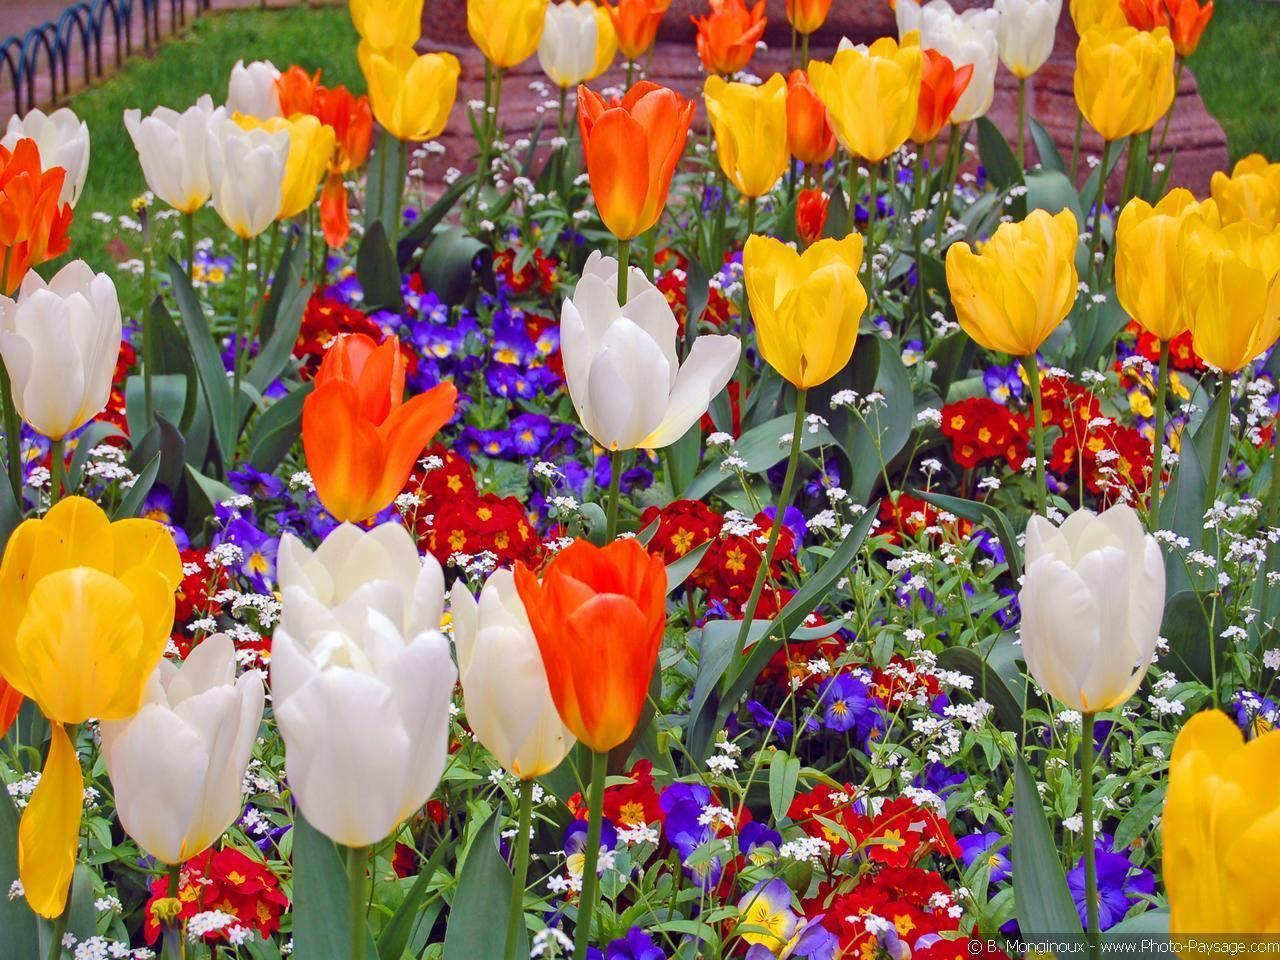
[1022,355,1047,516]
[1205,372,1232,508]
[160,862,183,960]
[605,448,624,541]
[557,86,569,140]
[1070,110,1084,181]
[1149,339,1171,527]
[1081,714,1100,960]
[141,215,154,426]
[571,750,609,960]
[1016,77,1027,169]
[46,869,74,960]
[0,355,23,502]
[741,198,756,327]
[1086,139,1114,290]
[503,779,536,960]
[936,123,963,239]
[347,845,369,960]
[728,390,808,667]
[231,234,252,437]
[49,437,64,504]
[617,237,631,305]
[184,211,196,283]
[1154,59,1184,162]
[1267,410,1280,529]
[392,138,408,247]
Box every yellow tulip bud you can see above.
[236,114,336,220]
[0,497,181,917]
[1164,710,1280,934]
[348,0,423,50]
[1115,188,1219,343]
[363,46,461,143]
[1181,218,1280,373]
[1210,154,1280,229]
[945,207,1079,357]
[468,0,549,69]
[1074,26,1176,142]
[744,233,868,389]
[808,33,922,164]
[1069,0,1127,33]
[704,73,790,200]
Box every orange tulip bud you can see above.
[786,69,837,167]
[276,65,321,117]
[0,139,73,295]
[302,333,457,523]
[1165,0,1212,57]
[692,0,767,77]
[320,172,352,249]
[577,81,694,240]
[514,538,667,753]
[607,0,672,62]
[0,678,21,738]
[796,187,829,246]
[785,0,833,34]
[912,49,973,144]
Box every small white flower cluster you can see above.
[186,910,247,943]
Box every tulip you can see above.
[204,115,291,240]
[292,77,374,249]
[561,250,740,450]
[577,82,694,240]
[124,95,222,215]
[692,0,768,77]
[100,634,265,865]
[0,678,20,737]
[796,188,829,246]
[1163,709,1280,934]
[895,0,999,123]
[1165,0,1213,57]
[704,74,790,199]
[607,0,671,62]
[994,0,1061,79]
[0,497,181,916]
[349,0,423,49]
[363,46,460,143]
[786,0,833,34]
[1,108,90,208]
[302,333,457,523]
[1210,154,1280,229]
[744,234,867,390]
[451,570,575,779]
[468,0,548,68]
[945,208,1079,358]
[0,260,121,440]
[1119,0,1165,28]
[226,59,281,119]
[276,64,321,117]
[272,522,454,848]
[1074,26,1176,142]
[912,49,973,144]
[236,114,335,221]
[809,34,923,164]
[786,70,837,167]
[0,138,73,296]
[1069,0,1128,31]
[1019,504,1164,712]
[539,1,617,89]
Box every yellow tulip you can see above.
[468,0,548,69]
[1164,709,1280,934]
[744,234,868,389]
[348,0,422,49]
[363,46,461,143]
[236,114,336,220]
[1115,189,1219,343]
[588,3,619,81]
[1069,0,1127,32]
[1074,26,1176,142]
[1210,154,1280,229]
[946,208,1079,357]
[1181,218,1280,373]
[808,33,922,164]
[704,73,790,200]
[0,497,181,917]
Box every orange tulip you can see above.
[276,65,322,116]
[912,49,973,144]
[0,677,21,738]
[0,139,73,295]
[514,538,667,753]
[796,187,829,246]
[692,0,768,77]
[786,0,833,34]
[786,69,837,167]
[1165,0,1212,57]
[577,81,694,240]
[1119,0,1166,28]
[301,333,457,523]
[607,0,672,62]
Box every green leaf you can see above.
[1109,908,1168,935]
[846,339,913,503]
[257,231,301,345]
[1029,118,1067,174]
[977,117,1026,195]
[666,539,712,595]
[914,488,1023,580]
[1012,753,1084,941]
[66,421,126,492]
[768,753,801,823]
[683,410,835,502]
[364,134,404,238]
[442,810,525,960]
[0,789,38,958]
[291,811,378,960]
[936,646,1023,737]
[113,453,161,520]
[420,228,491,308]
[1114,783,1166,852]
[376,841,450,960]
[247,382,313,474]
[357,221,404,313]
[667,422,702,499]
[1159,427,1206,597]
[397,174,476,264]
[38,864,97,956]
[168,257,235,465]
[247,263,311,396]
[0,458,21,557]
[1025,168,1084,224]
[1160,590,1218,685]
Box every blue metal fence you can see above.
[1,0,212,118]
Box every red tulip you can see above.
[912,49,973,144]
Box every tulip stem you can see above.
[346,845,369,960]
[1070,110,1084,181]
[571,750,609,960]
[936,123,962,240]
[1016,77,1027,169]
[728,389,808,671]
[46,870,72,960]
[741,199,756,327]
[1087,139,1113,291]
[1022,355,1047,516]
[0,361,23,501]
[49,437,64,505]
[184,212,195,283]
[1205,372,1232,510]
[503,778,536,960]
[800,32,809,69]
[232,234,252,439]
[1149,339,1171,528]
[392,138,407,248]
[617,237,630,304]
[605,448,624,541]
[1080,713,1101,960]
[142,214,154,426]
[1155,59,1184,164]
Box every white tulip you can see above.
[0,261,121,440]
[896,0,1000,122]
[561,250,740,451]
[226,59,282,120]
[1018,504,1165,713]
[271,522,455,848]
[204,116,290,240]
[100,635,264,865]
[538,1,599,89]
[451,570,574,780]
[994,0,1062,80]
[124,95,223,214]
[2,108,90,207]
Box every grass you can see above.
[1188,0,1280,164]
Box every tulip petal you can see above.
[18,722,81,918]
[373,381,457,514]
[565,593,651,752]
[641,334,741,448]
[583,108,651,240]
